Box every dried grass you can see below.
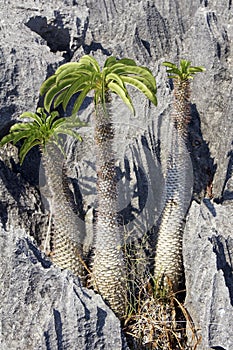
[122,235,201,350]
[123,278,201,349]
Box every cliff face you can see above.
[0,1,232,349]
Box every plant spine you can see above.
[91,95,127,318]
[154,78,192,291]
[42,142,85,280]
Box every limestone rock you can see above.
[184,200,233,350]
[0,0,232,349]
[0,226,128,350]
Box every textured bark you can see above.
[91,100,127,318]
[173,80,191,138]
[154,79,193,291]
[42,143,85,280]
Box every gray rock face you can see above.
[0,227,128,350]
[184,200,233,350]
[0,0,232,349]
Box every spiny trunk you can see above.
[154,79,192,292]
[173,79,191,138]
[42,142,85,280]
[91,98,127,319]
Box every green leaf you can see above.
[19,138,41,164]
[10,122,32,132]
[72,85,93,114]
[108,81,135,114]
[166,67,181,75]
[180,59,191,71]
[105,72,125,90]
[53,90,68,109]
[56,76,80,89]
[94,90,102,106]
[40,75,57,96]
[57,115,87,129]
[46,113,60,130]
[56,67,81,82]
[104,56,117,68]
[11,130,35,145]
[117,58,137,66]
[90,71,101,86]
[162,62,177,69]
[111,65,156,90]
[50,117,67,130]
[44,83,71,112]
[62,75,91,111]
[20,111,43,126]
[19,111,38,120]
[78,55,100,72]
[121,76,157,106]
[70,66,98,76]
[56,65,97,83]
[46,78,81,110]
[55,62,81,75]
[188,66,206,73]
[56,128,83,142]
[0,133,15,146]
[44,85,59,112]
[124,74,156,94]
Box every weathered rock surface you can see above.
[0,226,128,350]
[0,0,232,349]
[184,200,233,350]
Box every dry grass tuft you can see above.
[122,235,201,349]
[123,278,201,349]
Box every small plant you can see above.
[162,60,205,136]
[163,60,205,80]
[0,108,87,278]
[153,60,205,293]
[0,108,85,162]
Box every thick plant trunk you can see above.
[42,142,85,280]
[154,79,193,292]
[91,98,127,318]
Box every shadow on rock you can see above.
[210,235,233,306]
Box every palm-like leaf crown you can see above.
[40,55,157,115]
[0,107,86,164]
[163,59,205,81]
